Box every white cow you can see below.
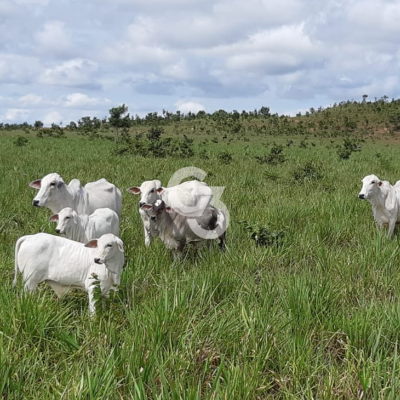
[141,199,226,258]
[127,179,213,246]
[49,207,120,243]
[358,174,400,237]
[127,180,162,246]
[14,233,125,314]
[29,173,122,217]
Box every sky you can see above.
[0,0,399,125]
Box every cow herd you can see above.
[12,170,398,314]
[13,173,226,314]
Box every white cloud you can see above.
[43,110,63,126]
[0,54,41,84]
[59,93,111,109]
[14,0,49,5]
[2,108,30,121]
[175,100,205,114]
[38,59,100,89]
[1,0,400,122]
[35,21,72,57]
[18,94,43,106]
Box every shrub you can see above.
[336,138,362,160]
[14,136,28,147]
[241,221,284,248]
[293,161,323,183]
[217,151,233,164]
[255,145,285,165]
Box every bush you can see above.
[255,145,285,165]
[14,136,28,147]
[241,221,284,248]
[336,138,362,160]
[217,151,233,164]
[293,161,323,183]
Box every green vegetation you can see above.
[2,97,400,398]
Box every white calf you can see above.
[359,174,400,237]
[49,207,120,243]
[127,180,162,246]
[14,233,125,314]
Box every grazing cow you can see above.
[141,199,226,258]
[29,173,122,217]
[358,174,400,237]
[49,207,120,243]
[127,180,162,246]
[14,233,125,314]
[127,180,213,246]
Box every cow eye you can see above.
[65,216,70,220]
[371,181,375,184]
[150,189,154,193]
[107,243,113,248]
[50,182,56,187]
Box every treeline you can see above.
[2,96,400,139]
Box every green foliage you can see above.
[13,136,28,147]
[217,151,233,164]
[293,161,324,183]
[255,145,285,165]
[241,221,284,248]
[336,138,362,160]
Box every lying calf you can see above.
[141,199,226,258]
[50,207,120,243]
[14,233,125,314]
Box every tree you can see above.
[108,104,130,142]
[34,120,44,129]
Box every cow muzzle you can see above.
[94,258,104,264]
[358,194,365,199]
[33,200,40,207]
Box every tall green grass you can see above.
[1,135,400,398]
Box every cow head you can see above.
[85,234,125,280]
[49,207,77,235]
[127,179,162,208]
[359,174,383,200]
[29,173,65,208]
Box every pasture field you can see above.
[2,131,400,399]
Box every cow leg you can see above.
[388,219,396,238]
[218,231,226,252]
[23,279,38,293]
[144,226,151,247]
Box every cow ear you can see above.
[29,179,41,189]
[49,214,59,222]
[141,204,152,211]
[57,181,64,189]
[378,181,383,187]
[127,186,141,194]
[117,240,124,253]
[157,187,164,194]
[165,206,173,213]
[85,239,98,248]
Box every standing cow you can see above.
[49,207,120,243]
[358,174,400,237]
[14,233,125,314]
[29,173,122,217]
[128,180,213,246]
[127,180,162,246]
[141,199,226,258]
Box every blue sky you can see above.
[1,0,399,125]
